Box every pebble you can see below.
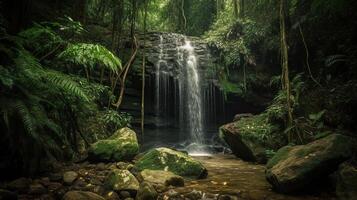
[63,171,78,185]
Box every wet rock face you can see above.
[265,134,354,194]
[88,127,139,162]
[336,163,357,200]
[134,147,207,179]
[219,121,267,164]
[138,32,214,78]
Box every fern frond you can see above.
[44,70,89,102]
[325,54,348,67]
[58,43,122,73]
[12,101,39,140]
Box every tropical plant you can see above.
[100,110,133,131]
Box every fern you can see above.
[59,43,122,74]
[325,54,348,67]
[45,70,89,102]
[19,23,64,55]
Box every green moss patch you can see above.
[134,148,207,179]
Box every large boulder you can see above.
[139,169,184,187]
[134,147,207,178]
[104,169,140,193]
[265,134,354,193]
[336,163,357,200]
[219,120,268,164]
[88,127,139,162]
[62,191,105,200]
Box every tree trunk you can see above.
[112,36,138,109]
[180,0,187,33]
[239,0,245,19]
[141,0,148,139]
[233,0,239,18]
[279,0,293,142]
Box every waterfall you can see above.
[155,35,169,126]
[150,33,225,154]
[178,38,204,144]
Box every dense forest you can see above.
[0,0,357,199]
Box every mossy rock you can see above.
[219,119,269,164]
[265,134,354,194]
[136,182,158,200]
[88,127,139,162]
[104,169,139,193]
[336,163,357,200]
[134,147,207,179]
[139,169,184,187]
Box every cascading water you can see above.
[178,38,204,145]
[150,33,226,154]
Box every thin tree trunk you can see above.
[181,0,187,32]
[141,0,148,138]
[233,0,239,18]
[298,24,321,87]
[112,36,138,108]
[240,0,244,19]
[279,0,293,142]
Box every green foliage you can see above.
[0,36,90,160]
[59,43,122,73]
[220,78,244,96]
[266,74,305,123]
[236,114,282,148]
[19,23,64,56]
[100,110,133,131]
[0,17,125,173]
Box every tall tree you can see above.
[279,0,293,142]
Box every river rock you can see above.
[0,189,17,200]
[63,171,78,185]
[88,127,139,162]
[219,121,267,163]
[336,163,357,200]
[265,134,354,193]
[134,147,207,178]
[104,169,139,193]
[62,191,105,200]
[103,191,121,200]
[28,183,47,195]
[7,177,31,192]
[139,169,184,187]
[136,182,158,200]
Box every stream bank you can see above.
[0,154,335,200]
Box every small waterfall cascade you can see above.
[147,32,226,153]
[178,38,204,145]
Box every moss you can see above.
[89,127,139,162]
[266,145,293,169]
[104,169,139,191]
[134,148,206,178]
